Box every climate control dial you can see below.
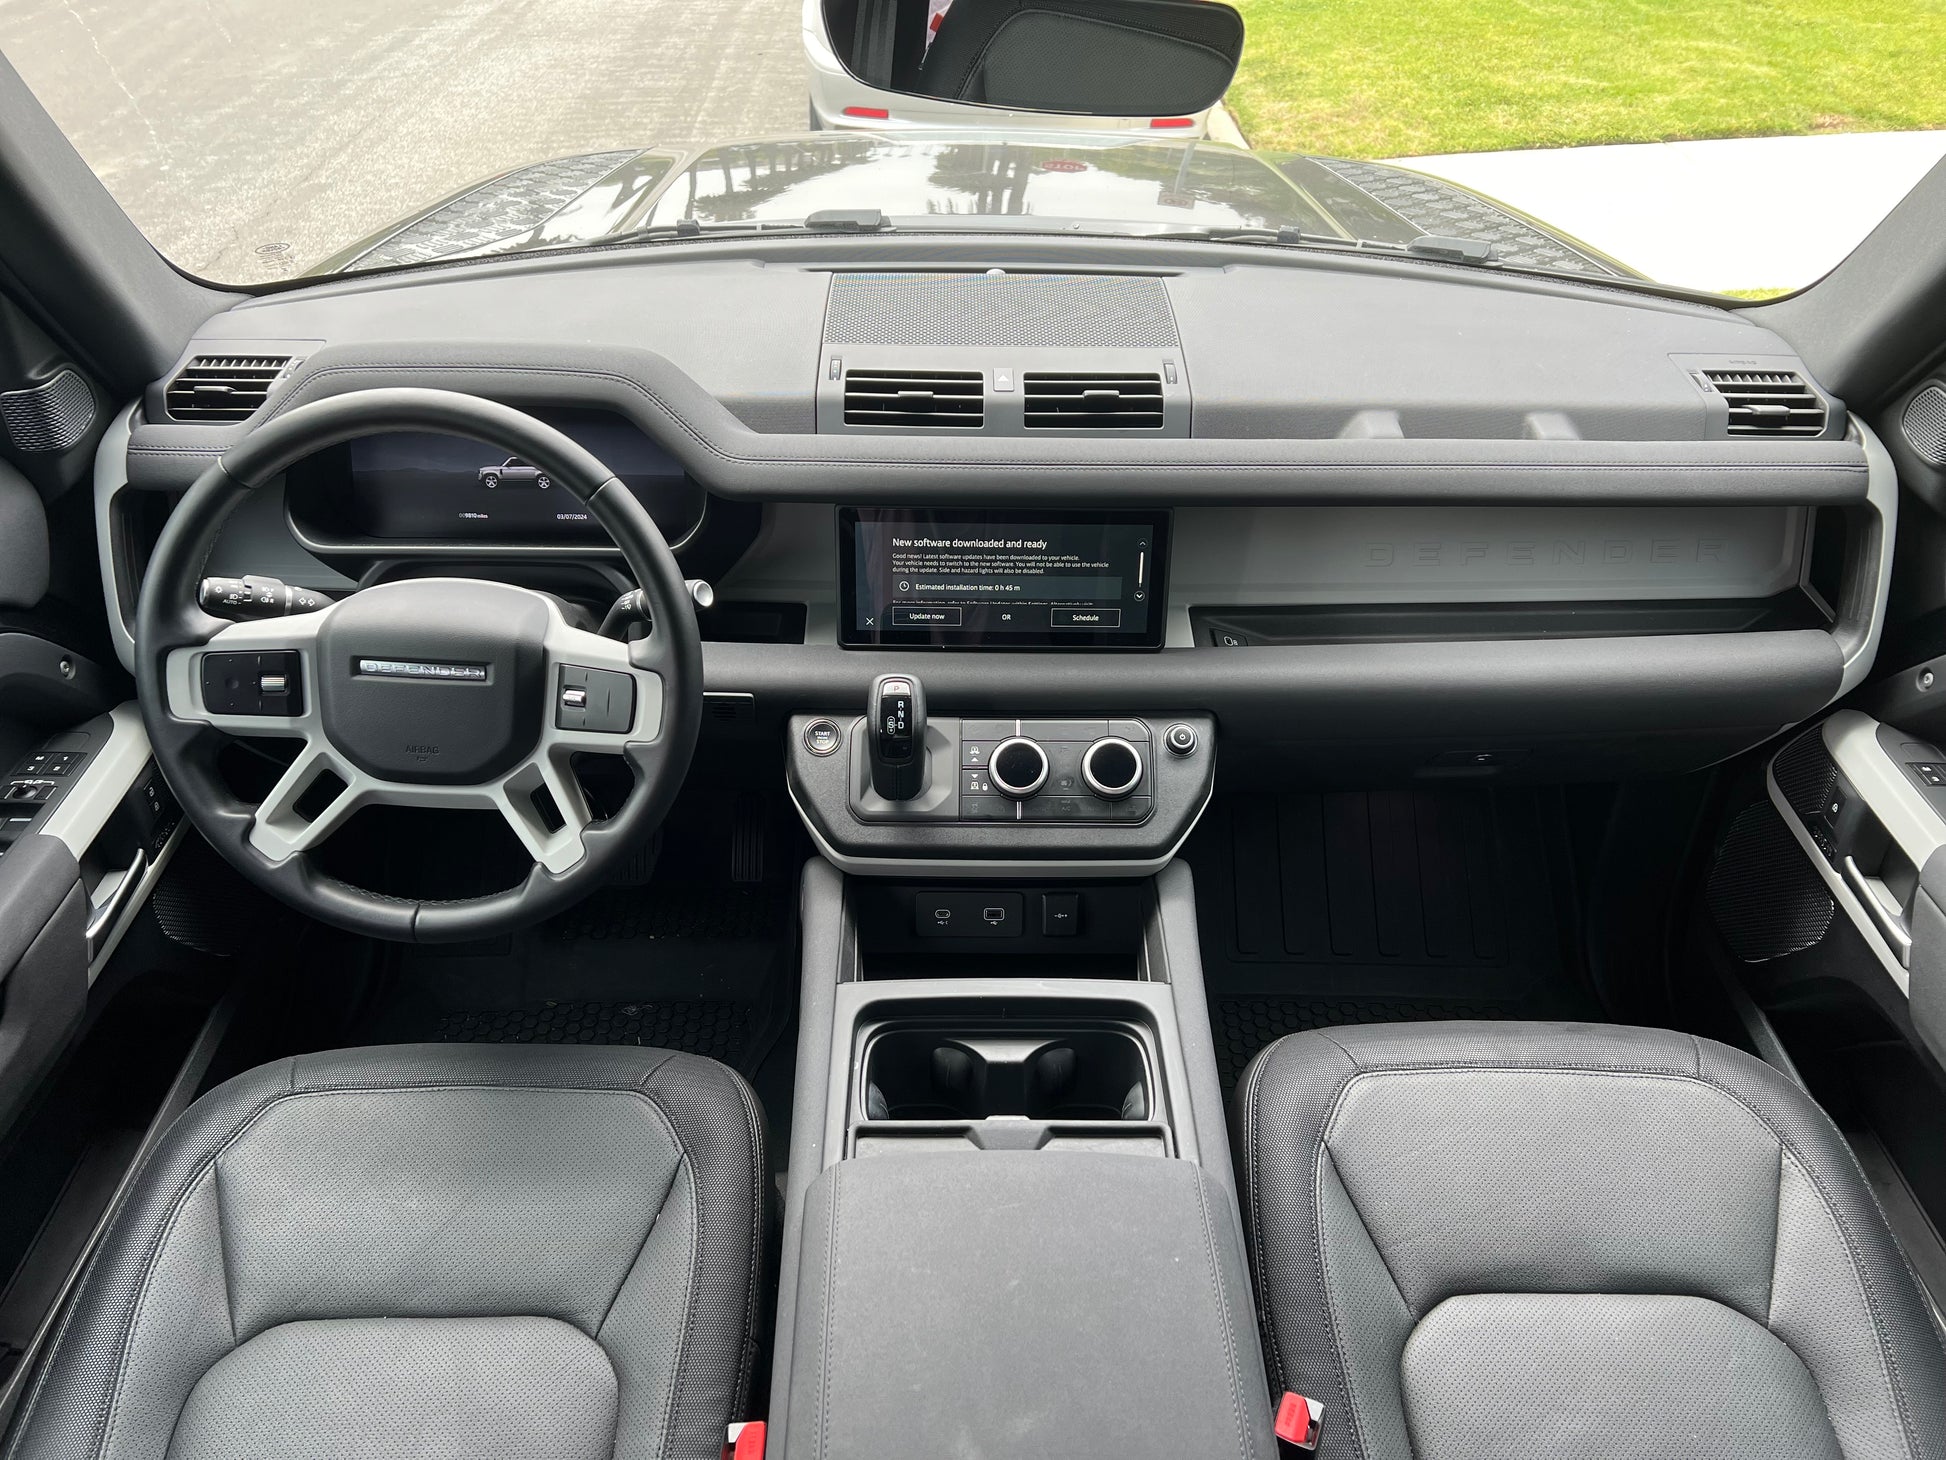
[988,737,1050,799]
[1081,737,1144,800]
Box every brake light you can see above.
[1150,117,1195,129]
[844,106,891,119]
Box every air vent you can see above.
[1023,373,1164,430]
[1702,370,1826,437]
[164,355,293,422]
[842,369,983,429]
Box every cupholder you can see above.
[863,1026,1150,1122]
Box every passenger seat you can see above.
[1235,1022,1946,1460]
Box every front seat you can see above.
[2,1044,765,1460]
[1236,1022,1946,1460]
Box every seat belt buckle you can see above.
[724,1420,765,1460]
[1274,1392,1323,1452]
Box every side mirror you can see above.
[828,0,1245,120]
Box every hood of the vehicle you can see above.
[316,132,1638,280]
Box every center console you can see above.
[768,854,1275,1458]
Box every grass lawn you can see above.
[1226,0,1946,159]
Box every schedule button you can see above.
[1050,608,1122,628]
[889,604,963,627]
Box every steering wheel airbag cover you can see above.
[318,580,549,784]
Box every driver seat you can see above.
[1,1044,766,1460]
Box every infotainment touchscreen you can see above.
[839,508,1170,649]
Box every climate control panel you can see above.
[786,700,1216,876]
[960,720,1153,822]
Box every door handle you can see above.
[85,848,147,961]
[1842,855,1912,968]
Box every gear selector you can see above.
[868,673,927,801]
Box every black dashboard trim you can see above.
[126,347,1870,507]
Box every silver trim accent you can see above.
[1832,420,1897,700]
[786,776,1213,879]
[1842,854,1912,967]
[88,820,185,983]
[93,401,139,672]
[41,703,152,856]
[85,848,147,961]
[1081,736,1144,799]
[988,736,1048,799]
[355,658,488,681]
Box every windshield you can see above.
[1,0,1940,292]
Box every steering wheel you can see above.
[134,388,703,943]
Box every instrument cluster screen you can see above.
[840,508,1169,649]
[338,409,699,542]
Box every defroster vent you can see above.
[165,355,293,422]
[1702,370,1827,437]
[1023,372,1164,430]
[842,369,983,429]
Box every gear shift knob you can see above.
[868,672,927,801]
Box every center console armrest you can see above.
[783,1151,1275,1459]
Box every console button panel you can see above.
[959,719,1153,823]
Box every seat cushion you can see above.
[1236,1021,1946,1460]
[3,1044,766,1460]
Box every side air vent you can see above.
[1023,372,1165,430]
[1702,370,1827,437]
[842,369,983,429]
[164,355,293,422]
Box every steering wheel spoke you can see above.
[542,618,667,754]
[247,738,360,862]
[164,610,328,740]
[496,749,595,875]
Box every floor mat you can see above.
[1186,788,1601,1087]
[358,881,794,1081]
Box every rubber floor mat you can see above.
[1186,788,1600,1087]
[435,998,754,1066]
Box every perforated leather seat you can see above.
[2,1044,766,1460]
[1236,1022,1946,1460]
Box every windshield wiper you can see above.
[1141,225,1498,265]
[602,209,897,249]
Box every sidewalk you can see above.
[1387,131,1946,292]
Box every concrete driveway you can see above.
[0,0,805,283]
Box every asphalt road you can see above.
[0,0,804,283]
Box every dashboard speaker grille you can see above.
[1903,384,1946,466]
[825,273,1177,349]
[0,367,95,453]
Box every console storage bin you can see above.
[781,1151,1275,1460]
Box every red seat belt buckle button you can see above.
[724,1420,765,1460]
[1274,1392,1323,1451]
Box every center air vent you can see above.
[842,369,983,429]
[1702,370,1827,437]
[165,355,293,422]
[1023,373,1164,430]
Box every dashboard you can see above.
[95,234,1896,800]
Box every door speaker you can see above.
[1904,383,1946,467]
[0,367,96,453]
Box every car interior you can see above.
[2,7,1946,1456]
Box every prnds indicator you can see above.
[839,508,1170,650]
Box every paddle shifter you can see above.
[868,672,927,801]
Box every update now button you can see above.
[889,604,963,627]
[1050,608,1122,628]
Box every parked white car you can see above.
[804,0,1226,137]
